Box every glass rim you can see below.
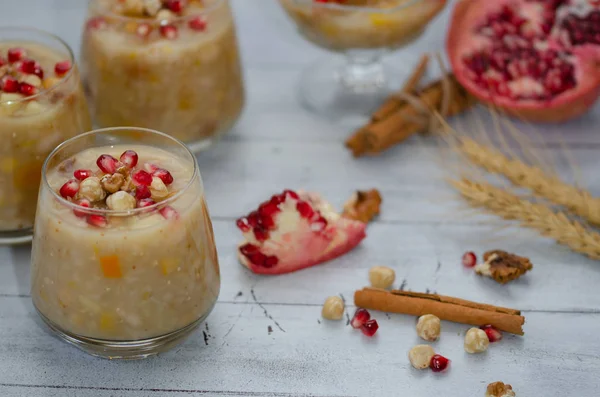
[0,26,76,104]
[87,0,225,23]
[287,0,423,13]
[42,127,199,216]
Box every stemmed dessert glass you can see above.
[278,0,446,122]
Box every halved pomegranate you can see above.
[236,190,367,275]
[447,0,600,122]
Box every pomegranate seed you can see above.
[87,214,108,228]
[188,16,207,31]
[73,169,93,181]
[260,215,275,229]
[159,24,178,40]
[144,162,159,173]
[296,200,315,219]
[430,354,450,372]
[87,17,107,30]
[283,189,299,199]
[59,179,80,198]
[361,319,379,337]
[239,243,259,256]
[2,76,19,93]
[247,211,260,227]
[159,206,179,220]
[480,325,503,342]
[137,198,156,208]
[19,83,37,96]
[247,252,267,266]
[462,251,477,268]
[54,60,72,76]
[135,185,152,200]
[236,217,251,232]
[132,170,153,186]
[136,23,152,38]
[96,154,118,174]
[119,150,138,168]
[20,58,37,74]
[0,57,6,67]
[153,168,173,185]
[258,201,280,217]
[165,0,185,13]
[73,199,91,218]
[7,48,26,63]
[264,256,279,268]
[351,308,370,329]
[33,65,44,79]
[253,227,269,241]
[270,194,285,205]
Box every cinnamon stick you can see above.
[354,287,525,335]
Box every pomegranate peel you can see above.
[236,189,367,275]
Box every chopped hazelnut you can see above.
[21,74,42,88]
[416,314,441,342]
[101,173,125,194]
[156,9,175,21]
[464,327,489,354]
[150,176,169,200]
[368,266,395,289]
[408,344,435,370]
[143,0,162,16]
[106,191,136,211]
[486,381,516,397]
[78,177,106,202]
[321,296,344,321]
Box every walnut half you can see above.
[342,189,382,223]
[486,381,516,397]
[475,250,533,284]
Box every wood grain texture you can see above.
[0,0,599,396]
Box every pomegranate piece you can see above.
[7,48,26,63]
[33,65,44,79]
[54,60,72,76]
[430,354,450,372]
[144,162,159,173]
[159,24,178,40]
[447,0,600,123]
[152,168,173,185]
[59,179,80,198]
[137,198,156,208]
[119,150,138,168]
[132,170,153,186]
[87,214,108,228]
[236,189,367,275]
[462,251,477,268]
[165,0,185,13]
[96,154,118,174]
[360,319,379,337]
[135,184,152,200]
[136,23,152,38]
[480,324,503,342]
[159,205,179,220]
[20,58,37,74]
[73,169,93,181]
[2,76,19,93]
[19,83,37,96]
[351,308,371,329]
[73,199,91,218]
[188,16,207,31]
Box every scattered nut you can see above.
[106,191,136,211]
[486,381,516,397]
[342,189,382,223]
[150,176,169,200]
[408,344,435,370]
[101,173,125,194]
[77,177,106,202]
[475,250,533,284]
[143,0,162,16]
[156,9,175,21]
[368,266,395,289]
[321,296,344,320]
[21,74,42,88]
[464,327,489,354]
[416,314,441,342]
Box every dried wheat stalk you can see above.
[450,178,600,260]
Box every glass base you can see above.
[35,306,206,360]
[0,227,33,245]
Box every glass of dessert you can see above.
[31,127,220,359]
[0,27,91,244]
[80,0,245,152]
[278,0,447,121]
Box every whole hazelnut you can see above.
[416,314,441,342]
[150,176,169,200]
[78,177,106,202]
[408,344,435,370]
[464,327,489,354]
[101,173,125,194]
[321,296,344,321]
[368,266,395,289]
[106,191,136,211]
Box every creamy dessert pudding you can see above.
[81,0,245,151]
[0,28,91,243]
[31,128,220,359]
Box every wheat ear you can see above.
[449,178,600,260]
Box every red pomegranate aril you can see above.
[253,227,269,241]
[59,179,80,198]
[247,211,260,227]
[480,324,503,342]
[137,198,156,208]
[19,83,37,96]
[258,201,280,217]
[73,199,91,218]
[283,189,299,199]
[351,308,371,329]
[430,354,450,372]
[2,76,19,93]
[270,194,285,205]
[239,243,259,256]
[165,0,185,13]
[73,169,93,181]
[136,23,152,38]
[247,251,267,266]
[7,48,26,63]
[33,66,44,79]
[296,201,315,219]
[159,24,178,40]
[361,319,379,337]
[462,251,477,268]
[87,214,108,228]
[260,215,275,229]
[153,168,173,185]
[87,17,107,30]
[135,185,152,200]
[236,217,251,232]
[54,60,72,76]
[159,206,179,220]
[263,255,279,268]
[0,57,6,67]
[96,154,118,174]
[144,162,159,173]
[188,16,207,31]
[119,150,138,168]
[20,58,37,74]
[132,170,153,186]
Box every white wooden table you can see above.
[1,1,600,396]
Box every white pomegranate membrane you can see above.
[235,190,367,275]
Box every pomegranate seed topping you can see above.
[159,24,178,40]
[119,150,138,168]
[239,243,259,256]
[462,251,477,268]
[253,227,270,241]
[159,206,179,220]
[136,23,152,38]
[7,48,26,63]
[351,308,371,329]
[144,162,159,173]
[73,169,93,181]
[19,83,37,96]
[96,154,118,174]
[283,189,299,199]
[296,200,315,219]
[236,217,251,232]
[2,76,19,93]
[73,199,91,218]
[54,60,72,76]
[153,168,173,185]
[480,325,503,342]
[87,214,108,228]
[87,17,107,30]
[59,179,80,198]
[132,170,153,186]
[135,185,152,200]
[33,65,44,79]
[188,16,207,31]
[165,0,185,13]
[361,319,379,337]
[20,58,37,74]
[247,211,260,227]
[137,198,156,208]
[430,354,450,372]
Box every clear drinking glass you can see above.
[278,0,447,122]
[80,0,245,152]
[0,27,91,244]
[31,127,220,359]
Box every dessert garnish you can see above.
[475,250,533,284]
[462,251,477,267]
[368,265,395,289]
[321,296,344,321]
[235,189,367,275]
[429,354,450,372]
[342,188,382,223]
[350,308,378,337]
[416,314,441,342]
[480,324,503,343]
[57,149,178,227]
[408,345,450,372]
[464,327,489,354]
[486,382,516,397]
[354,287,525,335]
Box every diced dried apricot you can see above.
[100,255,122,278]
